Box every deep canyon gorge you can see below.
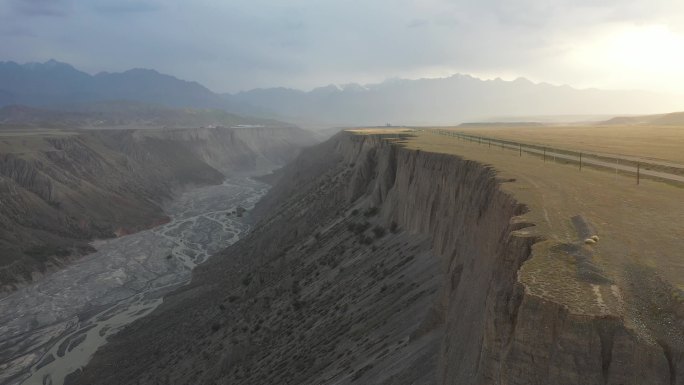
[0,124,314,385]
[2,128,683,385]
[63,131,684,384]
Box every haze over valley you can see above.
[2,1,684,384]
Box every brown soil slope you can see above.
[74,130,684,384]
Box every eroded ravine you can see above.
[0,177,268,385]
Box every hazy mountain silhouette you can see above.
[0,60,235,110]
[225,75,684,126]
[3,60,684,126]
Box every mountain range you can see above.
[2,60,684,126]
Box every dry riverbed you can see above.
[0,178,268,385]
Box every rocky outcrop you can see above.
[0,126,315,293]
[72,131,681,384]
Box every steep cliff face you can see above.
[66,133,507,383]
[0,126,314,293]
[73,131,681,384]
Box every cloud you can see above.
[10,0,69,17]
[407,19,430,28]
[2,0,684,93]
[93,1,162,14]
[0,24,36,37]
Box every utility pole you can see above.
[579,153,582,171]
[637,163,640,185]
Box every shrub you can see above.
[348,221,370,234]
[389,221,399,233]
[25,245,70,262]
[292,299,304,311]
[372,226,386,238]
[363,207,379,217]
[241,274,252,286]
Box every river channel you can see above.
[0,177,268,385]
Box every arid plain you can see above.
[351,126,684,349]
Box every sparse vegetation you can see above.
[360,235,374,245]
[241,274,252,286]
[25,245,70,262]
[291,280,300,295]
[348,221,370,234]
[363,207,379,217]
[372,225,386,238]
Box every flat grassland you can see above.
[349,127,684,345]
[454,124,684,165]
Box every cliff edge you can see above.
[72,130,683,384]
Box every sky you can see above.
[2,0,684,94]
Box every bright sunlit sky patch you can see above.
[2,0,684,93]
[563,24,684,92]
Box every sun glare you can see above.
[569,24,684,91]
[607,25,684,72]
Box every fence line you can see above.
[429,130,684,186]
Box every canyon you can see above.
[1,177,269,385]
[1,124,681,384]
[64,130,684,384]
[0,116,316,385]
[0,122,314,293]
